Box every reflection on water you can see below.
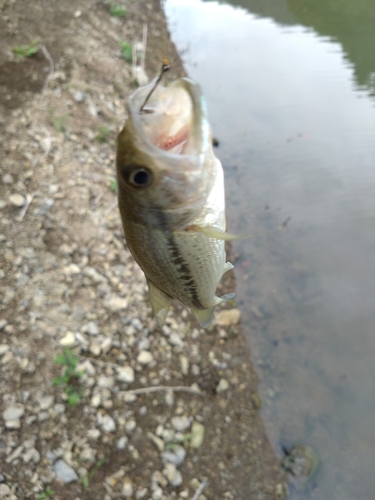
[165,0,375,499]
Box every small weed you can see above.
[38,486,55,499]
[82,457,107,489]
[48,109,67,133]
[110,5,127,17]
[12,41,38,58]
[53,349,85,406]
[109,178,118,194]
[95,125,111,143]
[119,41,132,63]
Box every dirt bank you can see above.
[0,0,287,498]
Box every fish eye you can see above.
[125,166,154,188]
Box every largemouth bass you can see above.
[116,77,235,328]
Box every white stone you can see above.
[104,295,128,312]
[9,193,25,207]
[59,331,77,347]
[101,414,116,433]
[54,459,78,483]
[117,366,135,384]
[171,416,191,432]
[137,350,153,365]
[38,395,54,410]
[190,422,205,449]
[4,404,25,421]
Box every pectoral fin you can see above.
[192,307,216,328]
[147,279,172,328]
[187,225,244,241]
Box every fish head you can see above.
[116,78,218,230]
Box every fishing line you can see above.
[140,59,170,113]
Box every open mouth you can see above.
[136,82,194,155]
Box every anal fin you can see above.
[192,306,216,328]
[147,279,172,328]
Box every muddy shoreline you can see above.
[0,0,287,498]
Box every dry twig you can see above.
[191,479,208,500]
[122,385,202,396]
[40,44,54,92]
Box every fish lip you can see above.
[126,77,212,161]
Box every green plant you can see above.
[95,125,111,143]
[119,41,132,63]
[82,457,107,489]
[38,486,55,499]
[53,349,85,406]
[110,5,127,17]
[12,41,38,58]
[109,178,118,194]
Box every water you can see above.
[164,1,375,499]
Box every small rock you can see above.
[122,478,134,498]
[179,355,189,376]
[2,173,14,184]
[89,340,102,356]
[171,416,191,432]
[64,263,81,275]
[5,419,21,429]
[4,404,25,421]
[38,395,54,410]
[85,321,99,336]
[0,320,8,331]
[148,433,165,452]
[164,463,183,487]
[73,90,86,103]
[117,366,135,384]
[162,445,186,467]
[137,350,153,365]
[281,445,318,477]
[104,295,128,312]
[23,447,41,464]
[91,394,101,408]
[0,484,11,496]
[98,375,115,389]
[9,193,25,207]
[6,445,24,463]
[117,436,128,450]
[83,267,107,283]
[101,414,116,433]
[169,333,184,347]
[54,459,78,483]
[87,428,101,440]
[190,422,205,449]
[216,378,230,393]
[59,331,77,347]
[215,308,241,326]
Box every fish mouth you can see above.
[128,78,211,158]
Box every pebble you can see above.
[0,484,11,496]
[216,378,230,393]
[59,331,77,347]
[9,193,25,207]
[171,416,191,432]
[122,478,134,498]
[38,395,54,410]
[104,295,128,312]
[83,266,107,283]
[148,433,165,452]
[6,445,23,463]
[4,404,25,421]
[137,350,153,365]
[190,422,205,449]
[101,414,116,433]
[0,320,8,331]
[23,447,41,464]
[2,173,14,184]
[117,436,128,450]
[73,90,86,103]
[85,321,99,336]
[117,366,135,384]
[164,463,183,487]
[215,308,241,326]
[89,340,102,356]
[53,459,78,483]
[162,445,186,467]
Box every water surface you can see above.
[165,1,375,498]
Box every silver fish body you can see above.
[116,77,235,327]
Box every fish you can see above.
[116,76,236,328]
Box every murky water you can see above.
[165,1,375,498]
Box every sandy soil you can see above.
[0,0,287,498]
